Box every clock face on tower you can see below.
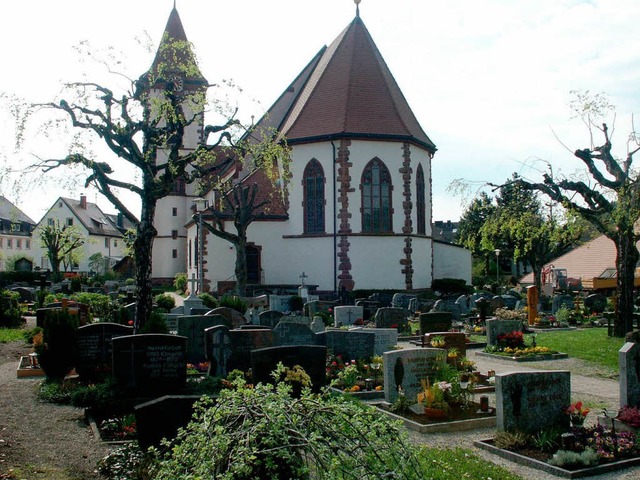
[169,75,184,91]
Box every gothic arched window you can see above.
[361,158,392,233]
[416,163,426,235]
[303,159,325,234]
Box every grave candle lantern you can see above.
[480,395,489,412]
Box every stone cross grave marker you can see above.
[333,306,364,327]
[496,371,570,433]
[383,348,446,404]
[74,322,133,381]
[620,342,640,408]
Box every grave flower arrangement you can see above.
[616,405,640,428]
[326,354,384,391]
[565,401,590,426]
[484,331,559,358]
[186,362,209,374]
[99,413,137,441]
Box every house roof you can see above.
[254,14,436,153]
[0,196,35,225]
[139,6,207,88]
[59,197,136,237]
[519,234,640,284]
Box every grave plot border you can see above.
[328,387,385,400]
[475,351,569,362]
[374,403,495,433]
[475,438,640,479]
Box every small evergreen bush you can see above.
[173,272,187,293]
[0,290,23,328]
[153,293,175,312]
[141,310,169,334]
[36,309,79,380]
[198,292,217,309]
[218,295,247,314]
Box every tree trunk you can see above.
[483,253,490,277]
[235,228,247,297]
[613,230,638,337]
[133,197,158,332]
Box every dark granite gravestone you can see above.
[423,332,467,358]
[383,348,446,404]
[205,325,232,377]
[74,322,133,381]
[206,307,245,328]
[419,312,452,335]
[490,296,506,311]
[259,310,284,328]
[392,293,416,309]
[10,286,34,303]
[486,319,523,347]
[272,322,317,346]
[355,299,382,320]
[500,295,518,310]
[584,293,608,314]
[251,345,327,393]
[317,329,375,362]
[552,294,574,314]
[620,342,640,408]
[496,371,571,433]
[433,298,463,320]
[227,329,274,372]
[135,395,204,449]
[373,307,410,331]
[350,327,397,355]
[238,324,271,330]
[112,334,187,395]
[177,315,229,364]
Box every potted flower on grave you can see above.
[565,401,590,427]
[430,335,445,348]
[417,378,450,419]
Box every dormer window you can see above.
[10,223,20,233]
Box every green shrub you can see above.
[548,448,599,468]
[173,272,187,293]
[218,295,247,314]
[151,377,422,479]
[23,326,43,344]
[71,292,113,321]
[153,293,176,312]
[125,277,135,286]
[493,431,530,451]
[141,310,169,334]
[0,290,23,328]
[98,441,153,480]
[198,292,217,309]
[37,308,79,380]
[70,276,82,293]
[555,305,572,325]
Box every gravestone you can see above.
[433,298,463,320]
[373,307,410,331]
[392,293,417,309]
[584,293,607,314]
[278,315,312,326]
[490,296,506,312]
[496,371,571,433]
[305,300,336,317]
[419,312,452,335]
[486,319,523,347]
[162,313,180,333]
[135,395,203,450]
[552,294,574,314]
[383,348,446,404]
[206,307,245,328]
[112,334,187,394]
[318,329,375,361]
[204,325,232,377]
[272,322,317,347]
[227,329,274,372]
[620,342,640,408]
[355,299,382,320]
[251,345,328,393]
[454,295,470,314]
[333,306,364,327]
[351,327,397,356]
[500,295,518,310]
[310,316,325,333]
[74,322,133,380]
[423,332,467,361]
[259,310,284,328]
[269,295,295,312]
[10,287,34,303]
[177,315,230,364]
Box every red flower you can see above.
[127,320,134,326]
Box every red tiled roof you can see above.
[258,16,436,153]
[520,235,640,284]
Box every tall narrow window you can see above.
[416,164,426,235]
[303,159,325,234]
[361,158,392,233]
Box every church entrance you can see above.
[246,244,262,284]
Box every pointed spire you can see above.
[355,0,361,18]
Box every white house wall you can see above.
[433,242,472,285]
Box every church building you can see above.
[150,5,471,293]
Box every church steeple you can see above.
[139,5,207,88]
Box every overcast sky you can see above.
[1,0,639,223]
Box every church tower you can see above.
[139,5,207,283]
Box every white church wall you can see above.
[433,242,472,285]
[411,236,433,289]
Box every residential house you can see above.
[0,196,36,271]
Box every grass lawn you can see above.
[0,327,26,343]
[533,328,624,372]
[418,447,522,479]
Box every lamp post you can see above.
[494,249,501,284]
[193,198,208,294]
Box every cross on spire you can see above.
[354,0,362,17]
[300,272,308,286]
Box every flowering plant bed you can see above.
[88,413,137,444]
[326,354,384,392]
[476,350,569,362]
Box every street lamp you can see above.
[494,249,501,284]
[193,198,208,294]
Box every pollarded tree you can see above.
[456,192,496,277]
[39,223,85,281]
[505,93,640,337]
